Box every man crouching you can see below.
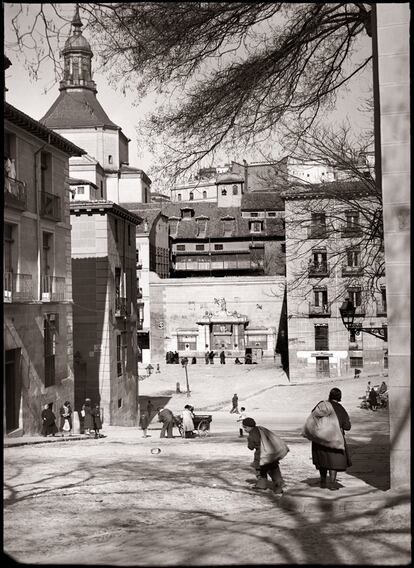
[242,417,289,494]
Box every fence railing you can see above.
[40,191,61,221]
[4,272,34,302]
[42,275,65,301]
[4,176,28,209]
[115,296,128,317]
[308,303,331,317]
[308,262,330,277]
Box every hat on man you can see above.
[242,417,256,427]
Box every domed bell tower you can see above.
[59,5,96,92]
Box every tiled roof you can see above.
[282,179,378,200]
[69,177,98,189]
[41,89,119,129]
[241,191,285,211]
[5,102,85,157]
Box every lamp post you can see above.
[182,358,191,397]
[339,297,387,341]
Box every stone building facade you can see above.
[284,181,387,382]
[4,101,85,435]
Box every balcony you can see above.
[4,176,27,210]
[115,297,128,317]
[4,272,34,302]
[309,303,331,317]
[342,265,364,277]
[341,225,363,238]
[308,262,330,278]
[307,226,327,239]
[42,275,65,301]
[40,191,61,221]
[376,301,387,316]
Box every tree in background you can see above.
[6,2,374,178]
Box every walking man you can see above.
[230,393,239,414]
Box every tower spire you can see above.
[59,5,96,92]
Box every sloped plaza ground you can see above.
[4,363,410,565]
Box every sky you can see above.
[4,3,374,187]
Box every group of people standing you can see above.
[80,399,103,438]
[41,401,73,437]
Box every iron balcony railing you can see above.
[4,176,27,210]
[341,225,363,238]
[308,262,330,277]
[307,226,327,239]
[4,272,34,302]
[42,275,65,301]
[308,303,331,317]
[342,265,364,277]
[40,191,61,221]
[115,296,128,317]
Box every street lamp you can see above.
[339,297,387,341]
[339,297,356,330]
[182,358,191,397]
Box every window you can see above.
[315,325,329,350]
[313,287,328,308]
[181,209,194,219]
[214,244,223,250]
[196,244,205,251]
[267,212,276,217]
[232,185,238,195]
[40,151,52,193]
[100,181,104,198]
[380,287,387,312]
[4,224,15,299]
[346,210,359,228]
[108,155,113,164]
[348,287,362,307]
[312,250,327,267]
[223,219,234,236]
[177,193,182,201]
[347,248,360,267]
[221,189,227,196]
[310,212,326,238]
[42,232,53,299]
[189,192,194,200]
[177,335,197,350]
[251,212,259,218]
[350,357,363,368]
[77,186,85,195]
[116,335,122,376]
[202,191,207,199]
[177,244,186,251]
[44,314,56,386]
[250,221,262,233]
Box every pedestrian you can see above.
[365,381,371,398]
[242,417,288,494]
[237,406,247,437]
[140,406,150,438]
[92,404,103,438]
[304,387,351,489]
[208,350,215,364]
[220,350,226,364]
[205,346,210,365]
[81,398,94,436]
[41,404,58,437]
[157,407,175,438]
[368,387,378,411]
[59,401,72,436]
[147,399,154,419]
[181,404,195,438]
[229,393,239,414]
[156,363,161,373]
[378,381,388,395]
[173,351,179,364]
[234,357,242,365]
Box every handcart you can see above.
[175,414,212,438]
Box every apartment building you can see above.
[4,102,85,435]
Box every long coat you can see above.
[41,408,58,436]
[83,403,94,430]
[312,400,351,471]
[140,411,150,430]
[92,407,102,430]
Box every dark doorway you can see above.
[316,356,330,377]
[5,348,21,433]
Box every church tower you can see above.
[41,6,151,203]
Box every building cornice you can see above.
[70,200,142,224]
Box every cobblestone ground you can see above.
[4,371,410,565]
